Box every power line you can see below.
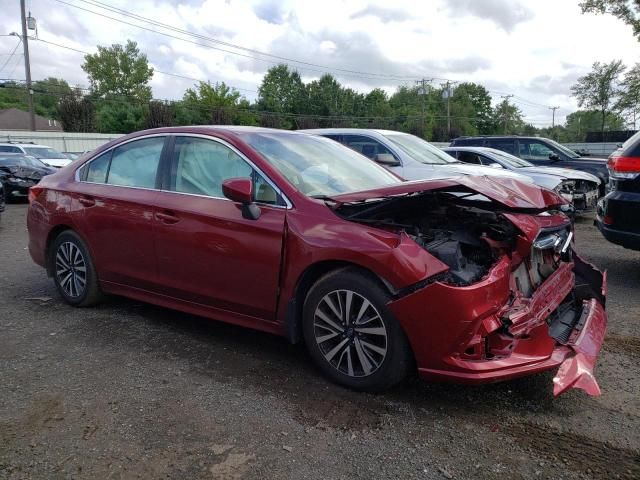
[33,37,259,93]
[52,0,418,82]
[0,39,22,75]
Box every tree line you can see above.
[0,39,635,142]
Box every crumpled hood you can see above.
[330,175,567,210]
[518,166,600,183]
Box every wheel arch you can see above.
[283,260,395,344]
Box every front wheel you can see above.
[50,230,103,307]
[302,268,412,392]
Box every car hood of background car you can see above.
[517,166,600,183]
[441,162,532,182]
[328,175,566,211]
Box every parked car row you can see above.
[0,142,72,168]
[26,126,607,397]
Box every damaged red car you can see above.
[27,127,607,396]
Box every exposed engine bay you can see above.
[334,190,525,286]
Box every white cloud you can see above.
[0,0,637,126]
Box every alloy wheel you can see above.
[313,289,388,378]
[55,241,87,298]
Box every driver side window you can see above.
[519,141,554,161]
[341,135,393,160]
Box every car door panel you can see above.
[153,193,285,319]
[153,135,286,321]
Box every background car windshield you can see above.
[383,133,458,165]
[487,149,534,168]
[243,132,400,197]
[23,147,65,159]
[0,156,33,166]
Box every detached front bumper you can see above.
[389,253,607,396]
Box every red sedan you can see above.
[27,127,607,395]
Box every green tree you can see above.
[257,65,306,116]
[96,99,145,133]
[82,40,154,101]
[454,83,494,134]
[618,63,640,128]
[564,109,626,141]
[570,60,626,137]
[59,94,96,132]
[176,81,247,125]
[32,77,73,119]
[580,1,640,40]
[494,99,525,134]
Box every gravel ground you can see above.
[0,204,638,480]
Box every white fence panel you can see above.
[0,131,123,152]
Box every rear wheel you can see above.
[50,230,103,307]
[302,268,412,392]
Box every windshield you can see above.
[486,149,534,168]
[546,139,580,158]
[242,132,400,197]
[383,133,458,165]
[23,146,65,159]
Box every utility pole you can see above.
[20,0,35,131]
[415,78,432,137]
[441,81,456,140]
[549,106,559,128]
[500,94,514,134]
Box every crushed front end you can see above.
[334,181,607,396]
[556,179,600,213]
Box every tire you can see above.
[50,230,104,307]
[302,268,412,392]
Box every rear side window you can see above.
[0,145,22,153]
[457,151,482,164]
[452,138,483,146]
[107,137,164,188]
[84,151,111,183]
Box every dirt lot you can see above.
[0,204,638,480]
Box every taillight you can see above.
[28,186,43,204]
[608,156,640,179]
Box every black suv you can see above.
[450,136,609,193]
[595,131,640,250]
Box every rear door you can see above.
[152,135,286,321]
[75,136,166,290]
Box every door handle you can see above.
[78,196,95,207]
[156,211,180,224]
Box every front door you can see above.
[153,135,286,321]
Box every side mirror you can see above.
[373,153,400,166]
[222,177,261,220]
[548,153,560,161]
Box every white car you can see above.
[302,129,537,184]
[0,143,72,168]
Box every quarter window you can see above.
[85,151,111,183]
[107,137,164,188]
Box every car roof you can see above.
[452,135,546,140]
[301,128,408,135]
[0,143,53,148]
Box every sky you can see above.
[0,0,638,126]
